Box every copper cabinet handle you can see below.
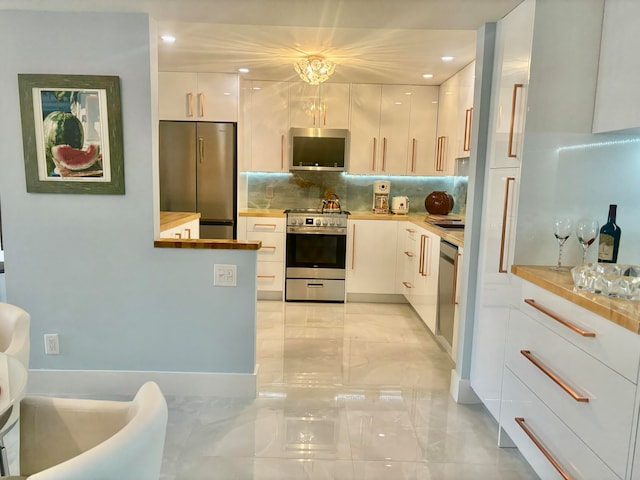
[371,137,377,171]
[257,275,276,279]
[515,418,573,480]
[419,234,430,277]
[351,224,356,270]
[281,134,285,170]
[174,232,182,239]
[404,251,415,258]
[402,282,413,289]
[524,299,596,337]
[253,223,277,229]
[452,252,461,304]
[187,92,194,117]
[184,228,191,239]
[520,350,589,402]
[418,234,425,276]
[463,108,473,151]
[411,138,417,172]
[508,84,524,158]
[198,92,205,117]
[435,136,444,171]
[498,176,516,273]
[405,228,416,234]
[382,137,388,171]
[323,102,327,126]
[260,245,277,250]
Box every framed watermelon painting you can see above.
[17,74,124,194]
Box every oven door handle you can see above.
[287,227,347,235]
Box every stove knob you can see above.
[290,218,298,226]
[328,218,334,226]
[322,219,328,226]
[315,218,321,226]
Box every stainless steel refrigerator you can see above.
[159,121,237,239]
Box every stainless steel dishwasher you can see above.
[437,240,458,354]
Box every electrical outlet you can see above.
[266,186,274,199]
[44,333,60,355]
[214,264,237,286]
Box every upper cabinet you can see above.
[434,61,475,176]
[289,83,350,129]
[488,1,534,168]
[245,81,290,172]
[349,84,438,175]
[593,1,640,133]
[158,72,238,122]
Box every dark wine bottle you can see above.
[597,204,621,263]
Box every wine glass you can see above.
[552,217,573,271]
[576,218,599,265]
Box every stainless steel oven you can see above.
[285,209,348,302]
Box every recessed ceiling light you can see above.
[160,35,176,44]
[441,56,454,62]
[422,73,434,79]
[238,68,250,74]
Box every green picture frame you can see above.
[17,74,124,194]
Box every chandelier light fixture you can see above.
[294,56,336,85]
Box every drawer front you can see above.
[521,281,640,383]
[247,232,285,262]
[256,261,284,292]
[246,217,285,233]
[501,368,621,480]
[507,308,634,477]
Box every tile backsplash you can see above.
[244,172,468,216]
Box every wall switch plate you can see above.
[266,186,274,199]
[214,264,237,286]
[44,333,60,355]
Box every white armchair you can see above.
[0,302,30,370]
[10,381,168,480]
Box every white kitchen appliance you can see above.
[372,180,390,214]
[391,196,409,214]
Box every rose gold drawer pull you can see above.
[463,108,473,152]
[508,83,523,158]
[260,245,277,250]
[524,299,596,337]
[187,92,194,117]
[498,176,515,273]
[254,223,277,229]
[184,228,191,239]
[405,228,416,233]
[402,282,413,289]
[281,134,285,170]
[198,93,205,117]
[257,275,276,279]
[404,251,415,258]
[520,350,589,403]
[515,417,573,480]
[411,138,417,172]
[371,137,377,171]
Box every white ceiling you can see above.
[2,0,525,85]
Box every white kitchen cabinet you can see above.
[159,218,200,240]
[499,279,640,480]
[348,84,382,174]
[158,72,238,122]
[245,81,290,172]
[487,0,535,168]
[289,82,350,129]
[406,86,439,176]
[398,224,419,300]
[346,219,398,295]
[238,216,286,296]
[434,62,475,176]
[593,1,640,133]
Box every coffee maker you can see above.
[372,180,390,214]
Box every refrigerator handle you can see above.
[198,137,204,163]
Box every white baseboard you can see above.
[27,366,258,398]
[449,369,481,404]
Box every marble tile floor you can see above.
[160,301,540,480]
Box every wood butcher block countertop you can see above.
[159,211,201,231]
[512,265,640,334]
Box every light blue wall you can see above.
[0,11,256,374]
[515,0,640,266]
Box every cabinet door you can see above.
[488,0,535,168]
[407,86,439,176]
[412,227,440,334]
[196,73,238,122]
[435,73,458,176]
[399,224,419,300]
[158,72,198,120]
[348,84,382,174]
[379,85,411,175]
[456,62,475,159]
[470,167,520,421]
[346,220,398,294]
[289,83,320,128]
[248,81,290,172]
[319,83,350,128]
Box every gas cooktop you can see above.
[284,208,350,215]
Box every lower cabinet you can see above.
[346,219,399,295]
[237,216,285,297]
[499,279,640,480]
[398,223,440,334]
